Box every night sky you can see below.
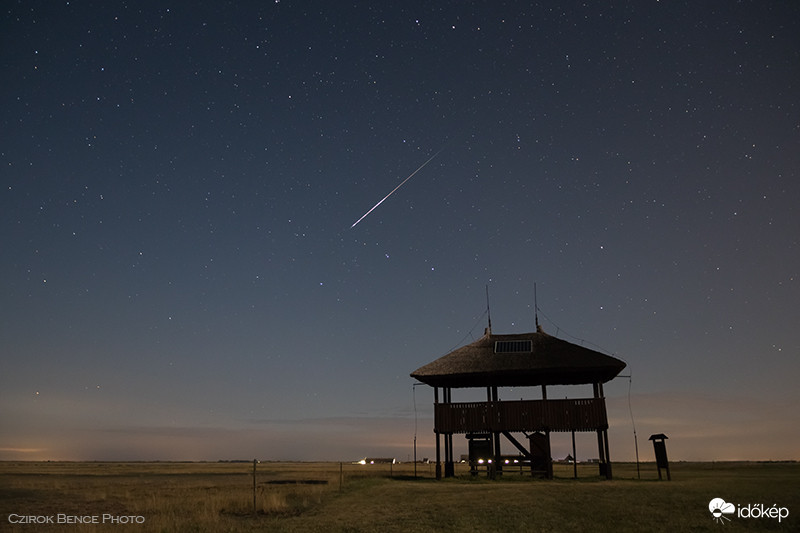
[2,1,799,462]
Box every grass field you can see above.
[1,461,797,532]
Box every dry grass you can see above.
[1,461,797,532]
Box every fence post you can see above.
[252,459,257,516]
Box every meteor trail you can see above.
[350,148,443,229]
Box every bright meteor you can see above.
[350,148,443,229]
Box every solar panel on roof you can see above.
[494,340,533,353]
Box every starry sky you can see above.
[2,1,799,463]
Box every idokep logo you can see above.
[708,497,790,524]
[709,498,736,524]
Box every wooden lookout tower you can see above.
[410,324,626,480]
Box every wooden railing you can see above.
[434,398,608,433]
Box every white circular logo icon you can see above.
[709,498,736,523]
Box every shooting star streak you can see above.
[350,148,443,229]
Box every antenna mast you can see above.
[534,282,540,331]
[485,285,492,335]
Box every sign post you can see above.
[649,434,671,481]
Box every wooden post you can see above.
[434,387,442,480]
[597,382,612,479]
[443,388,450,477]
[441,387,455,478]
[572,431,577,479]
[252,459,257,517]
[603,429,612,479]
[542,385,552,478]
[485,387,494,479]
[413,433,417,479]
[491,386,502,476]
[593,383,608,478]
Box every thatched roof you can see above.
[410,327,626,388]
